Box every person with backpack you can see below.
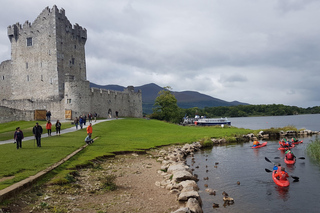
[14,127,24,149]
[55,120,62,136]
[33,122,43,147]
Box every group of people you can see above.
[279,138,293,148]
[45,120,62,136]
[73,113,98,130]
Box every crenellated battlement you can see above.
[7,5,87,42]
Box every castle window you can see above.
[27,75,29,81]
[50,78,53,84]
[27,37,32,46]
[41,75,43,81]
[26,63,28,69]
[72,58,75,64]
[74,45,76,49]
[67,99,72,104]
[2,76,4,80]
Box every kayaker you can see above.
[253,140,260,147]
[285,150,295,160]
[273,163,281,171]
[275,167,289,180]
[291,137,298,142]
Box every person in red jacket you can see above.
[46,120,52,136]
[86,123,93,137]
[285,150,295,160]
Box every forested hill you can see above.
[90,83,248,114]
[186,104,320,118]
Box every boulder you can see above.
[172,170,197,183]
[186,198,203,213]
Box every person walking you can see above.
[86,123,93,137]
[33,122,43,147]
[115,111,119,119]
[94,112,97,122]
[46,120,52,136]
[55,120,62,136]
[74,117,79,129]
[79,116,84,129]
[14,127,24,149]
[46,110,51,121]
[88,113,92,123]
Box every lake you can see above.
[187,114,320,213]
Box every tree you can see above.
[152,86,181,123]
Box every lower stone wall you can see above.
[0,106,34,123]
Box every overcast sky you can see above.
[1,0,320,107]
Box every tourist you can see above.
[46,110,51,121]
[275,167,289,181]
[285,150,295,160]
[85,134,94,144]
[94,112,97,122]
[46,120,52,136]
[88,113,92,122]
[55,120,62,136]
[115,111,119,119]
[252,140,260,147]
[79,116,84,129]
[83,114,87,126]
[74,117,79,129]
[14,127,24,149]
[86,123,93,137]
[33,122,43,147]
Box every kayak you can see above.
[272,171,290,187]
[292,140,303,145]
[278,142,295,150]
[284,157,296,165]
[251,142,267,149]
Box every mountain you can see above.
[90,83,249,114]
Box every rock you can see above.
[186,198,203,213]
[172,170,197,183]
[172,207,192,213]
[177,191,200,202]
[179,180,199,192]
[167,163,190,174]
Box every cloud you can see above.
[1,0,320,108]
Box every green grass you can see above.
[0,118,253,190]
[306,137,320,161]
[0,121,74,141]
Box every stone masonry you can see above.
[0,5,142,122]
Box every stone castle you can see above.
[0,5,142,123]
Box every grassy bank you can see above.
[306,137,320,161]
[0,118,253,190]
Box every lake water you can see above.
[187,114,320,213]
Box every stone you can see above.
[186,198,203,213]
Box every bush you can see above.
[101,174,117,191]
[307,137,320,161]
[199,136,213,147]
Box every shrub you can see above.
[199,136,213,147]
[306,137,320,161]
[101,174,117,191]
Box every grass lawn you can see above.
[0,118,254,190]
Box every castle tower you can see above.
[7,5,87,101]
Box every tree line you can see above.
[150,87,320,123]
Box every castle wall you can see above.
[0,106,34,123]
[0,60,12,100]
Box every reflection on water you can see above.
[275,185,290,201]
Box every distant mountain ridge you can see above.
[90,83,249,114]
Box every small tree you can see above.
[152,86,181,123]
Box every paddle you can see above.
[274,157,305,160]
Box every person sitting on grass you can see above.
[85,134,94,144]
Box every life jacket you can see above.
[279,171,289,180]
[286,153,294,160]
[253,141,259,146]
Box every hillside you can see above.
[90,83,248,114]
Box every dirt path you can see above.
[2,151,181,213]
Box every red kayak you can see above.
[278,142,295,150]
[292,140,303,145]
[252,142,267,149]
[272,171,290,187]
[284,157,296,165]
